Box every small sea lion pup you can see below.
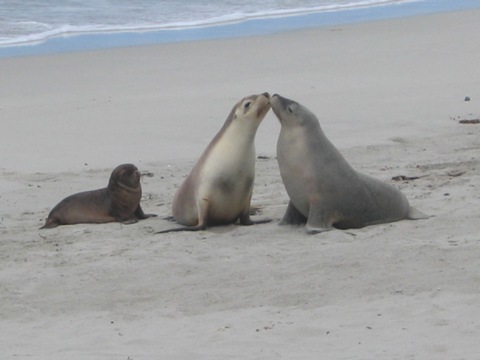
[158,92,271,233]
[271,94,428,234]
[41,163,156,229]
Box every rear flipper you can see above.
[157,200,208,233]
[407,206,430,220]
[156,224,207,234]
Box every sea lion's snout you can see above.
[256,92,272,118]
[271,94,284,106]
[270,94,284,119]
[134,169,141,181]
[272,93,284,101]
[271,94,296,114]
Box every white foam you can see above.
[0,0,417,47]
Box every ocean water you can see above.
[1,0,479,57]
[0,0,414,46]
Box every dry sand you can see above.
[1,9,479,360]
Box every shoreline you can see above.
[1,0,480,58]
[1,8,479,174]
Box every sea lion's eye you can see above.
[287,105,294,113]
[244,101,251,110]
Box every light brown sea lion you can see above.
[271,94,428,234]
[158,92,271,233]
[41,163,156,229]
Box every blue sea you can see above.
[0,0,479,57]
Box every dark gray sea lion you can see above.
[158,93,271,233]
[271,94,428,234]
[41,163,156,229]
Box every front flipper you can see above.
[279,201,307,225]
[40,217,59,229]
[305,224,332,234]
[305,202,334,234]
[122,218,139,225]
[252,218,272,225]
[239,205,271,226]
[134,205,157,220]
[118,206,156,225]
[241,217,272,226]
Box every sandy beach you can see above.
[1,8,479,359]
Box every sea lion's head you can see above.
[109,163,141,190]
[271,94,320,130]
[227,92,271,128]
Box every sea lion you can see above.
[158,92,271,233]
[271,94,428,234]
[41,163,156,229]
